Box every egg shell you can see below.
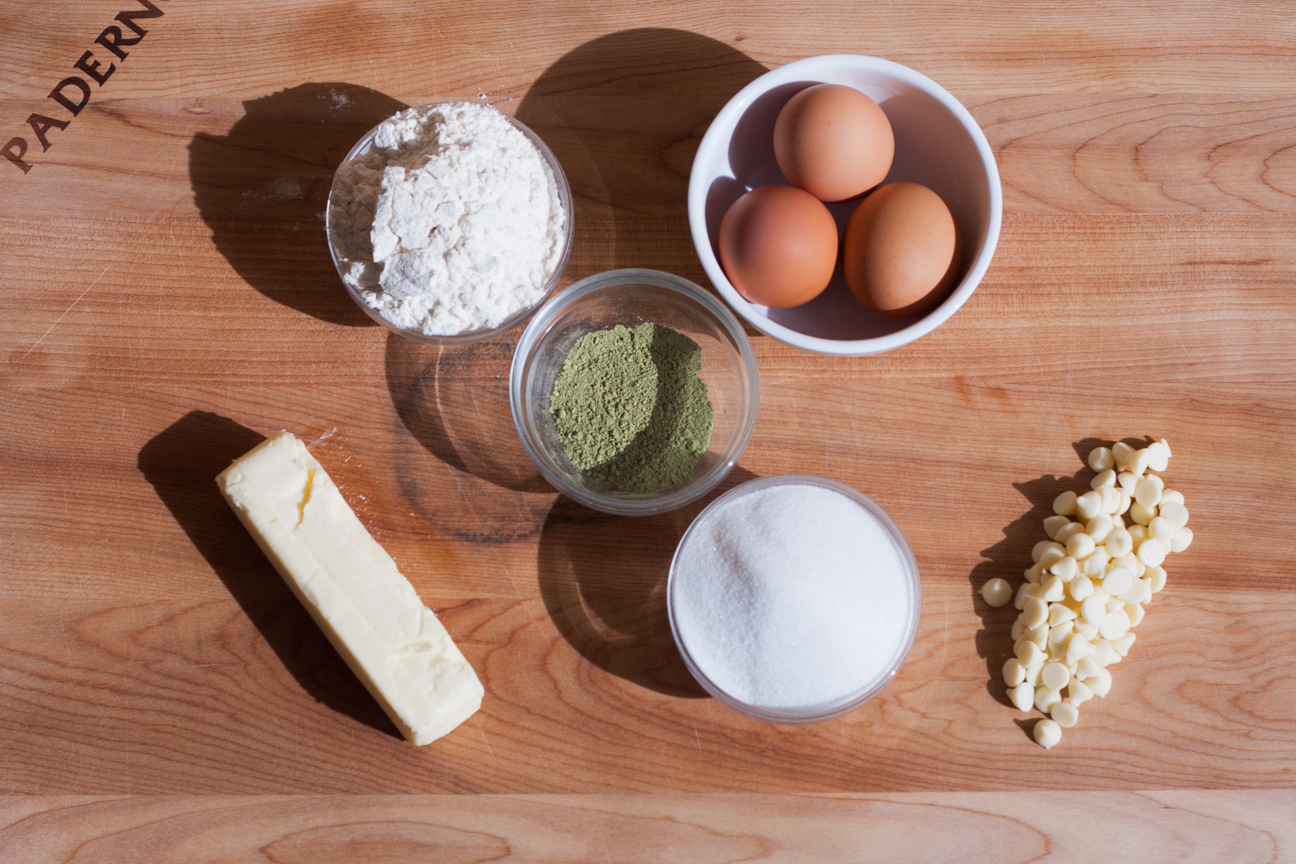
[843,182,961,318]
[773,83,895,203]
[718,185,838,308]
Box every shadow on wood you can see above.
[537,466,757,697]
[384,332,555,545]
[137,410,401,740]
[968,442,1105,709]
[515,28,768,282]
[188,82,406,326]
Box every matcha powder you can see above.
[550,323,715,493]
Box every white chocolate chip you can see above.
[1069,574,1095,602]
[1082,549,1111,578]
[1089,447,1115,472]
[1042,662,1070,691]
[1150,567,1171,595]
[1044,515,1073,540]
[1080,595,1107,626]
[1100,611,1130,640]
[1112,632,1136,656]
[1011,619,1023,641]
[1135,475,1164,509]
[1048,620,1075,646]
[1049,603,1078,625]
[1004,657,1026,687]
[1128,525,1149,551]
[1089,668,1113,697]
[1024,662,1044,687]
[1116,489,1132,516]
[1148,515,1175,545]
[1098,485,1122,515]
[1035,686,1062,713]
[1105,595,1126,613]
[1129,501,1155,526]
[1076,656,1102,681]
[1138,537,1167,567]
[1050,556,1078,582]
[1112,442,1136,470]
[1146,566,1167,593]
[1090,468,1117,490]
[1076,491,1103,521]
[1125,602,1145,627]
[1086,515,1114,543]
[1055,522,1086,544]
[1016,639,1045,667]
[1067,678,1094,706]
[1159,501,1189,530]
[1101,567,1133,597]
[1040,575,1066,602]
[1025,623,1049,647]
[1051,701,1080,728]
[1105,528,1133,558]
[1160,489,1185,506]
[1075,619,1099,642]
[1091,639,1120,667]
[980,578,1013,607]
[1130,449,1151,476]
[1171,527,1194,552]
[1119,577,1150,606]
[1067,532,1096,561]
[1010,682,1035,711]
[1034,718,1062,748]
[1023,597,1049,629]
[1014,582,1033,610]
[1117,470,1139,492]
[1147,441,1171,472]
[1046,639,1067,663]
[1053,491,1078,516]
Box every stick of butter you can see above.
[216,430,483,745]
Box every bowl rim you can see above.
[509,267,761,516]
[325,100,575,345]
[666,473,923,723]
[687,53,1003,356]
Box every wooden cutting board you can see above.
[2,0,1295,858]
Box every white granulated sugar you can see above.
[673,483,915,711]
[328,102,566,335]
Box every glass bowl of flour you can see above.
[326,102,573,343]
[668,474,922,723]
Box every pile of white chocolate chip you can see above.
[978,439,1193,749]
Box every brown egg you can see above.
[843,182,961,318]
[719,185,838,308]
[773,83,895,202]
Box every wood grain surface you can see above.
[2,0,1295,857]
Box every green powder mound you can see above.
[550,322,715,493]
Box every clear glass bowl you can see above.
[510,268,760,516]
[325,102,574,344]
[667,474,922,723]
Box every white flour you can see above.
[328,102,566,335]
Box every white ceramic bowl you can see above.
[688,55,1002,356]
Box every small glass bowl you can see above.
[510,268,760,516]
[667,474,922,724]
[325,102,574,344]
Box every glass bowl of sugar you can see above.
[667,474,922,723]
[510,268,760,516]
